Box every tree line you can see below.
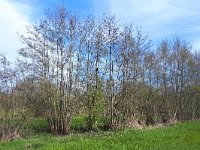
[0,5,200,138]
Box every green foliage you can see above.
[1,121,200,149]
[86,80,104,131]
[24,118,49,135]
[71,116,87,133]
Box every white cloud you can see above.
[93,0,200,50]
[108,1,196,32]
[0,0,32,62]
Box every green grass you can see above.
[1,120,200,150]
[71,116,87,133]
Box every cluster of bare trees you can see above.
[1,6,200,136]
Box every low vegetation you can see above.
[1,119,200,150]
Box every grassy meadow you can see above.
[0,117,200,150]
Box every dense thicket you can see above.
[0,6,200,137]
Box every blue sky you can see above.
[1,0,200,62]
